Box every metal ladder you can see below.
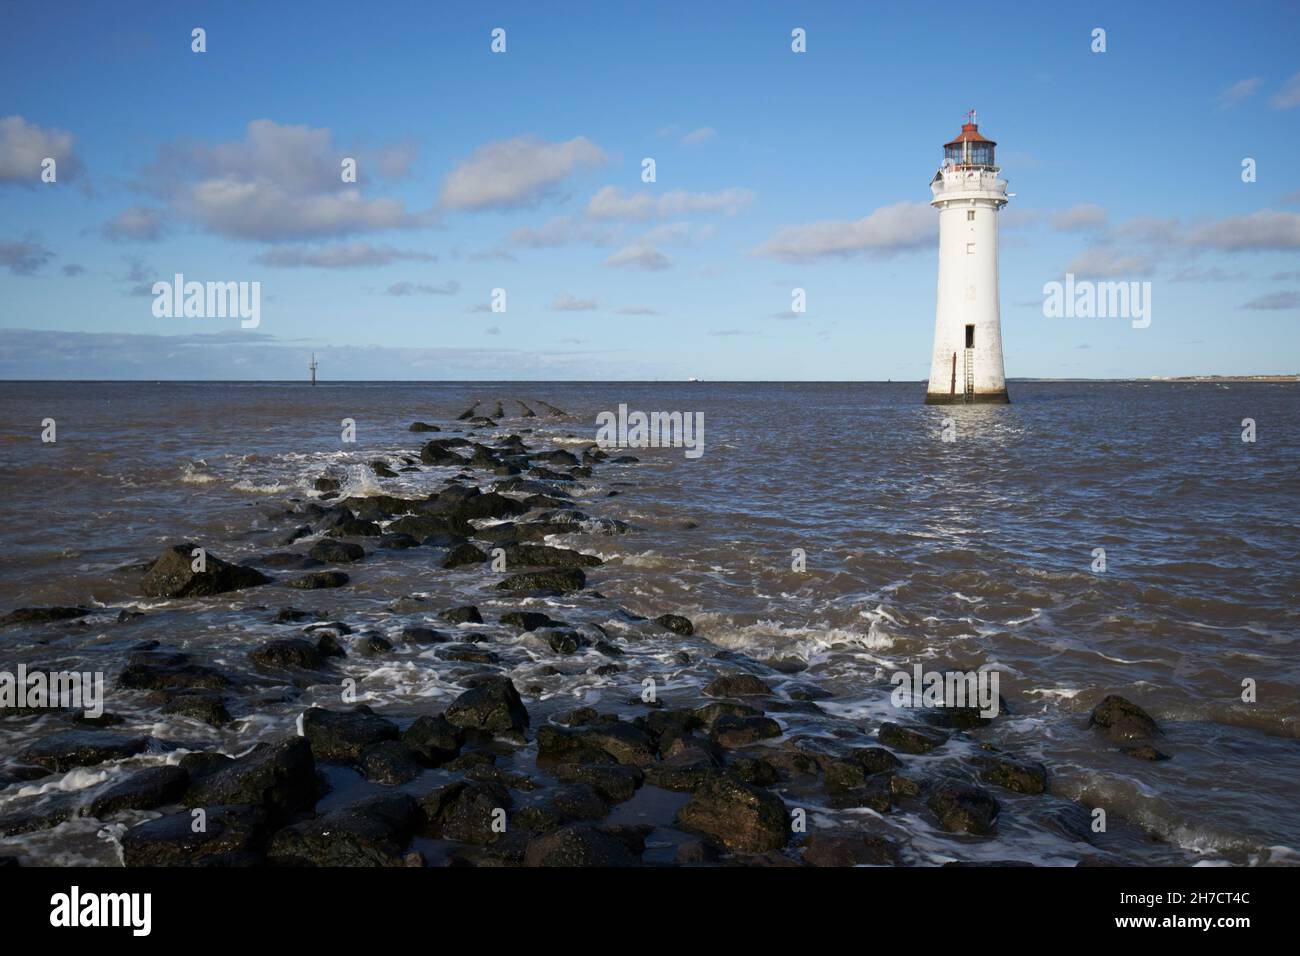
[963,348,974,403]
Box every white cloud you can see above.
[1241,291,1300,310]
[681,127,717,145]
[586,185,753,220]
[0,236,55,275]
[509,215,618,247]
[1064,246,1156,278]
[1050,203,1108,232]
[1270,72,1300,109]
[1184,210,1300,250]
[753,201,934,262]
[0,116,83,185]
[440,136,608,210]
[1216,77,1261,108]
[102,206,167,242]
[551,293,600,311]
[604,244,671,271]
[385,280,460,296]
[254,242,436,269]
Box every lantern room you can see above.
[943,110,996,168]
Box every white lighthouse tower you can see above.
[924,111,1010,404]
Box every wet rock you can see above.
[824,775,893,812]
[358,741,425,785]
[401,715,463,766]
[499,611,565,631]
[314,477,340,492]
[537,721,655,767]
[727,756,780,787]
[1121,744,1171,761]
[1089,695,1160,741]
[315,632,346,658]
[183,738,317,820]
[676,775,790,852]
[440,605,483,625]
[141,544,271,598]
[551,764,644,803]
[409,422,440,432]
[421,780,512,844]
[308,539,365,564]
[420,442,468,466]
[890,775,924,798]
[356,634,394,656]
[258,552,323,571]
[88,766,190,817]
[119,651,231,691]
[160,691,232,727]
[500,544,601,568]
[399,626,448,644]
[442,542,487,569]
[1,606,90,626]
[436,645,500,665]
[443,677,529,735]
[703,673,773,698]
[802,832,902,867]
[274,606,314,623]
[371,460,398,478]
[268,792,421,866]
[301,707,399,762]
[249,638,324,670]
[654,614,694,636]
[523,824,645,866]
[285,571,350,589]
[696,701,765,726]
[453,492,529,522]
[547,630,588,655]
[927,780,1000,835]
[710,714,783,748]
[973,754,1049,794]
[387,514,468,540]
[276,526,313,546]
[378,533,421,550]
[121,804,269,866]
[852,747,903,774]
[20,730,148,773]
[878,722,948,754]
[495,568,586,593]
[0,794,81,836]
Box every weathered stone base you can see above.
[924,389,1010,406]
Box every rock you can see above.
[927,781,1000,835]
[160,691,232,727]
[141,544,270,598]
[0,794,81,836]
[183,738,317,820]
[1121,744,1171,761]
[551,764,643,803]
[421,781,513,844]
[802,832,901,867]
[409,422,440,432]
[495,568,586,593]
[523,824,644,866]
[727,756,780,787]
[19,730,148,773]
[301,707,399,761]
[399,626,448,644]
[370,460,398,478]
[695,701,764,726]
[703,673,773,698]
[357,634,393,656]
[315,632,346,658]
[440,605,483,625]
[654,614,694,636]
[443,678,529,734]
[87,766,190,817]
[437,645,500,664]
[824,775,893,812]
[710,715,783,748]
[420,442,468,466]
[285,571,350,589]
[358,741,425,785]
[387,514,467,540]
[499,611,565,631]
[256,552,322,570]
[852,747,903,774]
[308,539,365,564]
[676,775,790,852]
[401,715,463,766]
[878,722,948,754]
[0,606,90,626]
[442,542,487,569]
[537,722,656,767]
[249,638,324,670]
[121,804,269,866]
[268,792,422,866]
[119,652,230,691]
[547,630,587,655]
[378,533,421,550]
[1089,695,1160,740]
[973,754,1049,794]
[314,477,340,492]
[276,526,313,546]
[500,544,601,568]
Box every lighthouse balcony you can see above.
[930,167,1007,205]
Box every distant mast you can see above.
[309,354,318,386]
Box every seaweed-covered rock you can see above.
[654,614,694,636]
[703,673,772,698]
[249,638,324,670]
[802,831,902,867]
[301,707,399,761]
[421,780,512,844]
[183,738,317,820]
[495,568,586,593]
[973,754,1049,794]
[268,792,422,866]
[442,542,488,569]
[878,722,948,754]
[307,539,365,564]
[1088,695,1160,741]
[551,764,644,804]
[522,824,645,867]
[927,780,1000,835]
[401,714,463,766]
[440,605,483,625]
[285,571,350,590]
[120,804,269,866]
[442,678,529,735]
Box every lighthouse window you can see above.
[967,209,976,221]
[965,325,975,348]
[966,242,975,254]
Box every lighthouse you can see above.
[924,111,1010,404]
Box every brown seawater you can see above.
[0,380,1296,866]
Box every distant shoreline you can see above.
[0,377,1297,385]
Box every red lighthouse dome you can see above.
[943,109,997,168]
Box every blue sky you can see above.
[1,0,1298,380]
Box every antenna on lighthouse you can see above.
[309,353,318,386]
